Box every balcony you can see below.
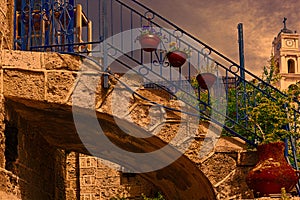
[14,0,93,52]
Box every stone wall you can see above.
[0,93,22,199]
[66,153,157,200]
[200,137,258,199]
[0,0,13,50]
[2,49,300,199]
[0,95,6,169]
[1,105,67,200]
[16,117,66,200]
[64,136,261,200]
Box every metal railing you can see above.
[14,0,93,52]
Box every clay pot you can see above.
[167,51,187,67]
[196,73,217,90]
[246,142,299,197]
[139,34,161,52]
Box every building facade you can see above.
[273,18,300,90]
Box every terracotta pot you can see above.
[139,34,161,52]
[246,142,299,197]
[167,51,187,67]
[196,73,217,90]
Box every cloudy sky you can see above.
[139,0,300,75]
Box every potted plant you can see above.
[166,42,191,67]
[196,61,218,90]
[245,61,300,197]
[137,25,165,52]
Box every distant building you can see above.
[272,17,300,90]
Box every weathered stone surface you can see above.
[46,71,76,103]
[238,150,258,166]
[0,95,5,168]
[65,154,156,200]
[201,153,236,186]
[3,69,45,100]
[0,169,21,198]
[44,53,81,71]
[14,117,66,200]
[2,50,42,69]
[0,190,21,200]
[215,167,254,199]
[0,0,13,50]
[215,136,247,152]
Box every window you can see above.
[288,59,295,73]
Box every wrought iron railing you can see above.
[15,0,300,191]
[14,0,95,52]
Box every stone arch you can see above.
[0,50,216,199]
[4,97,216,200]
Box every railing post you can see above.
[67,0,75,52]
[102,0,109,88]
[238,23,245,82]
[284,101,300,196]
[20,0,27,50]
[76,4,82,52]
[87,20,93,52]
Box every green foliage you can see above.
[248,96,291,143]
[110,197,127,200]
[110,192,165,200]
[199,59,217,73]
[262,56,281,84]
[139,26,165,40]
[142,192,165,200]
[168,41,192,58]
[224,56,300,144]
[280,187,290,200]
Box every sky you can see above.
[138,0,300,75]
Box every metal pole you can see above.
[102,0,109,88]
[238,23,245,82]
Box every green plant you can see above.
[110,196,127,200]
[280,187,290,200]
[142,192,165,200]
[248,58,299,143]
[168,41,192,58]
[247,95,291,143]
[199,58,217,73]
[223,56,300,144]
[110,192,165,200]
[137,25,166,40]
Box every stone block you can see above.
[215,167,254,199]
[237,151,258,166]
[200,153,237,185]
[46,71,76,103]
[71,73,101,108]
[0,190,21,200]
[215,136,248,152]
[81,175,95,186]
[66,189,77,200]
[3,69,45,100]
[80,156,97,168]
[44,53,81,71]
[81,168,96,176]
[2,50,42,69]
